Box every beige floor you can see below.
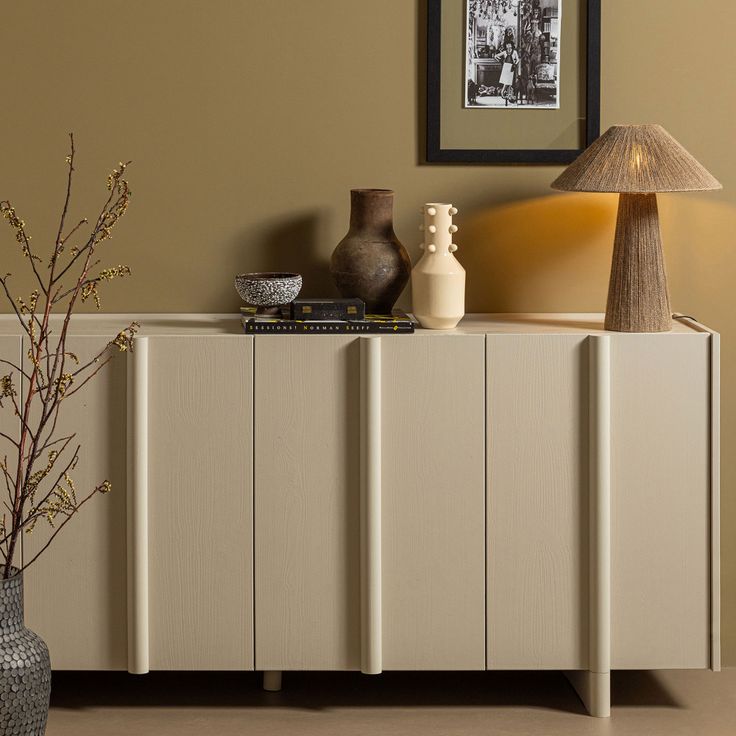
[47,669,736,735]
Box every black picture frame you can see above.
[426,0,601,164]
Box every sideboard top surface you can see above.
[0,313,712,336]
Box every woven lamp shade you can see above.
[551,124,721,193]
[551,124,721,332]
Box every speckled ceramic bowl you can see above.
[235,272,302,314]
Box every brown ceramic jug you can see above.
[330,189,411,314]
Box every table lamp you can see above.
[551,124,721,332]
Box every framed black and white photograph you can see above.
[427,0,600,164]
[465,0,561,109]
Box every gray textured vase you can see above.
[0,569,51,735]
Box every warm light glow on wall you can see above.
[460,193,617,313]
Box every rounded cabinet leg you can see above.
[565,670,610,718]
[263,670,282,692]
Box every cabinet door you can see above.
[24,336,128,670]
[487,335,589,669]
[381,335,485,670]
[255,336,361,670]
[611,334,710,669]
[147,335,253,670]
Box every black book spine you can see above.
[242,320,413,334]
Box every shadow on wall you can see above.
[460,193,617,313]
[229,211,339,309]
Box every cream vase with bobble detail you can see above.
[411,203,466,329]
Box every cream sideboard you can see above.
[0,313,719,718]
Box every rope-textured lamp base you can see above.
[604,193,672,333]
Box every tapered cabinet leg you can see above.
[263,670,282,692]
[565,671,610,718]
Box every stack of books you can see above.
[240,298,414,334]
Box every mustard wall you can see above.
[1,1,734,663]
